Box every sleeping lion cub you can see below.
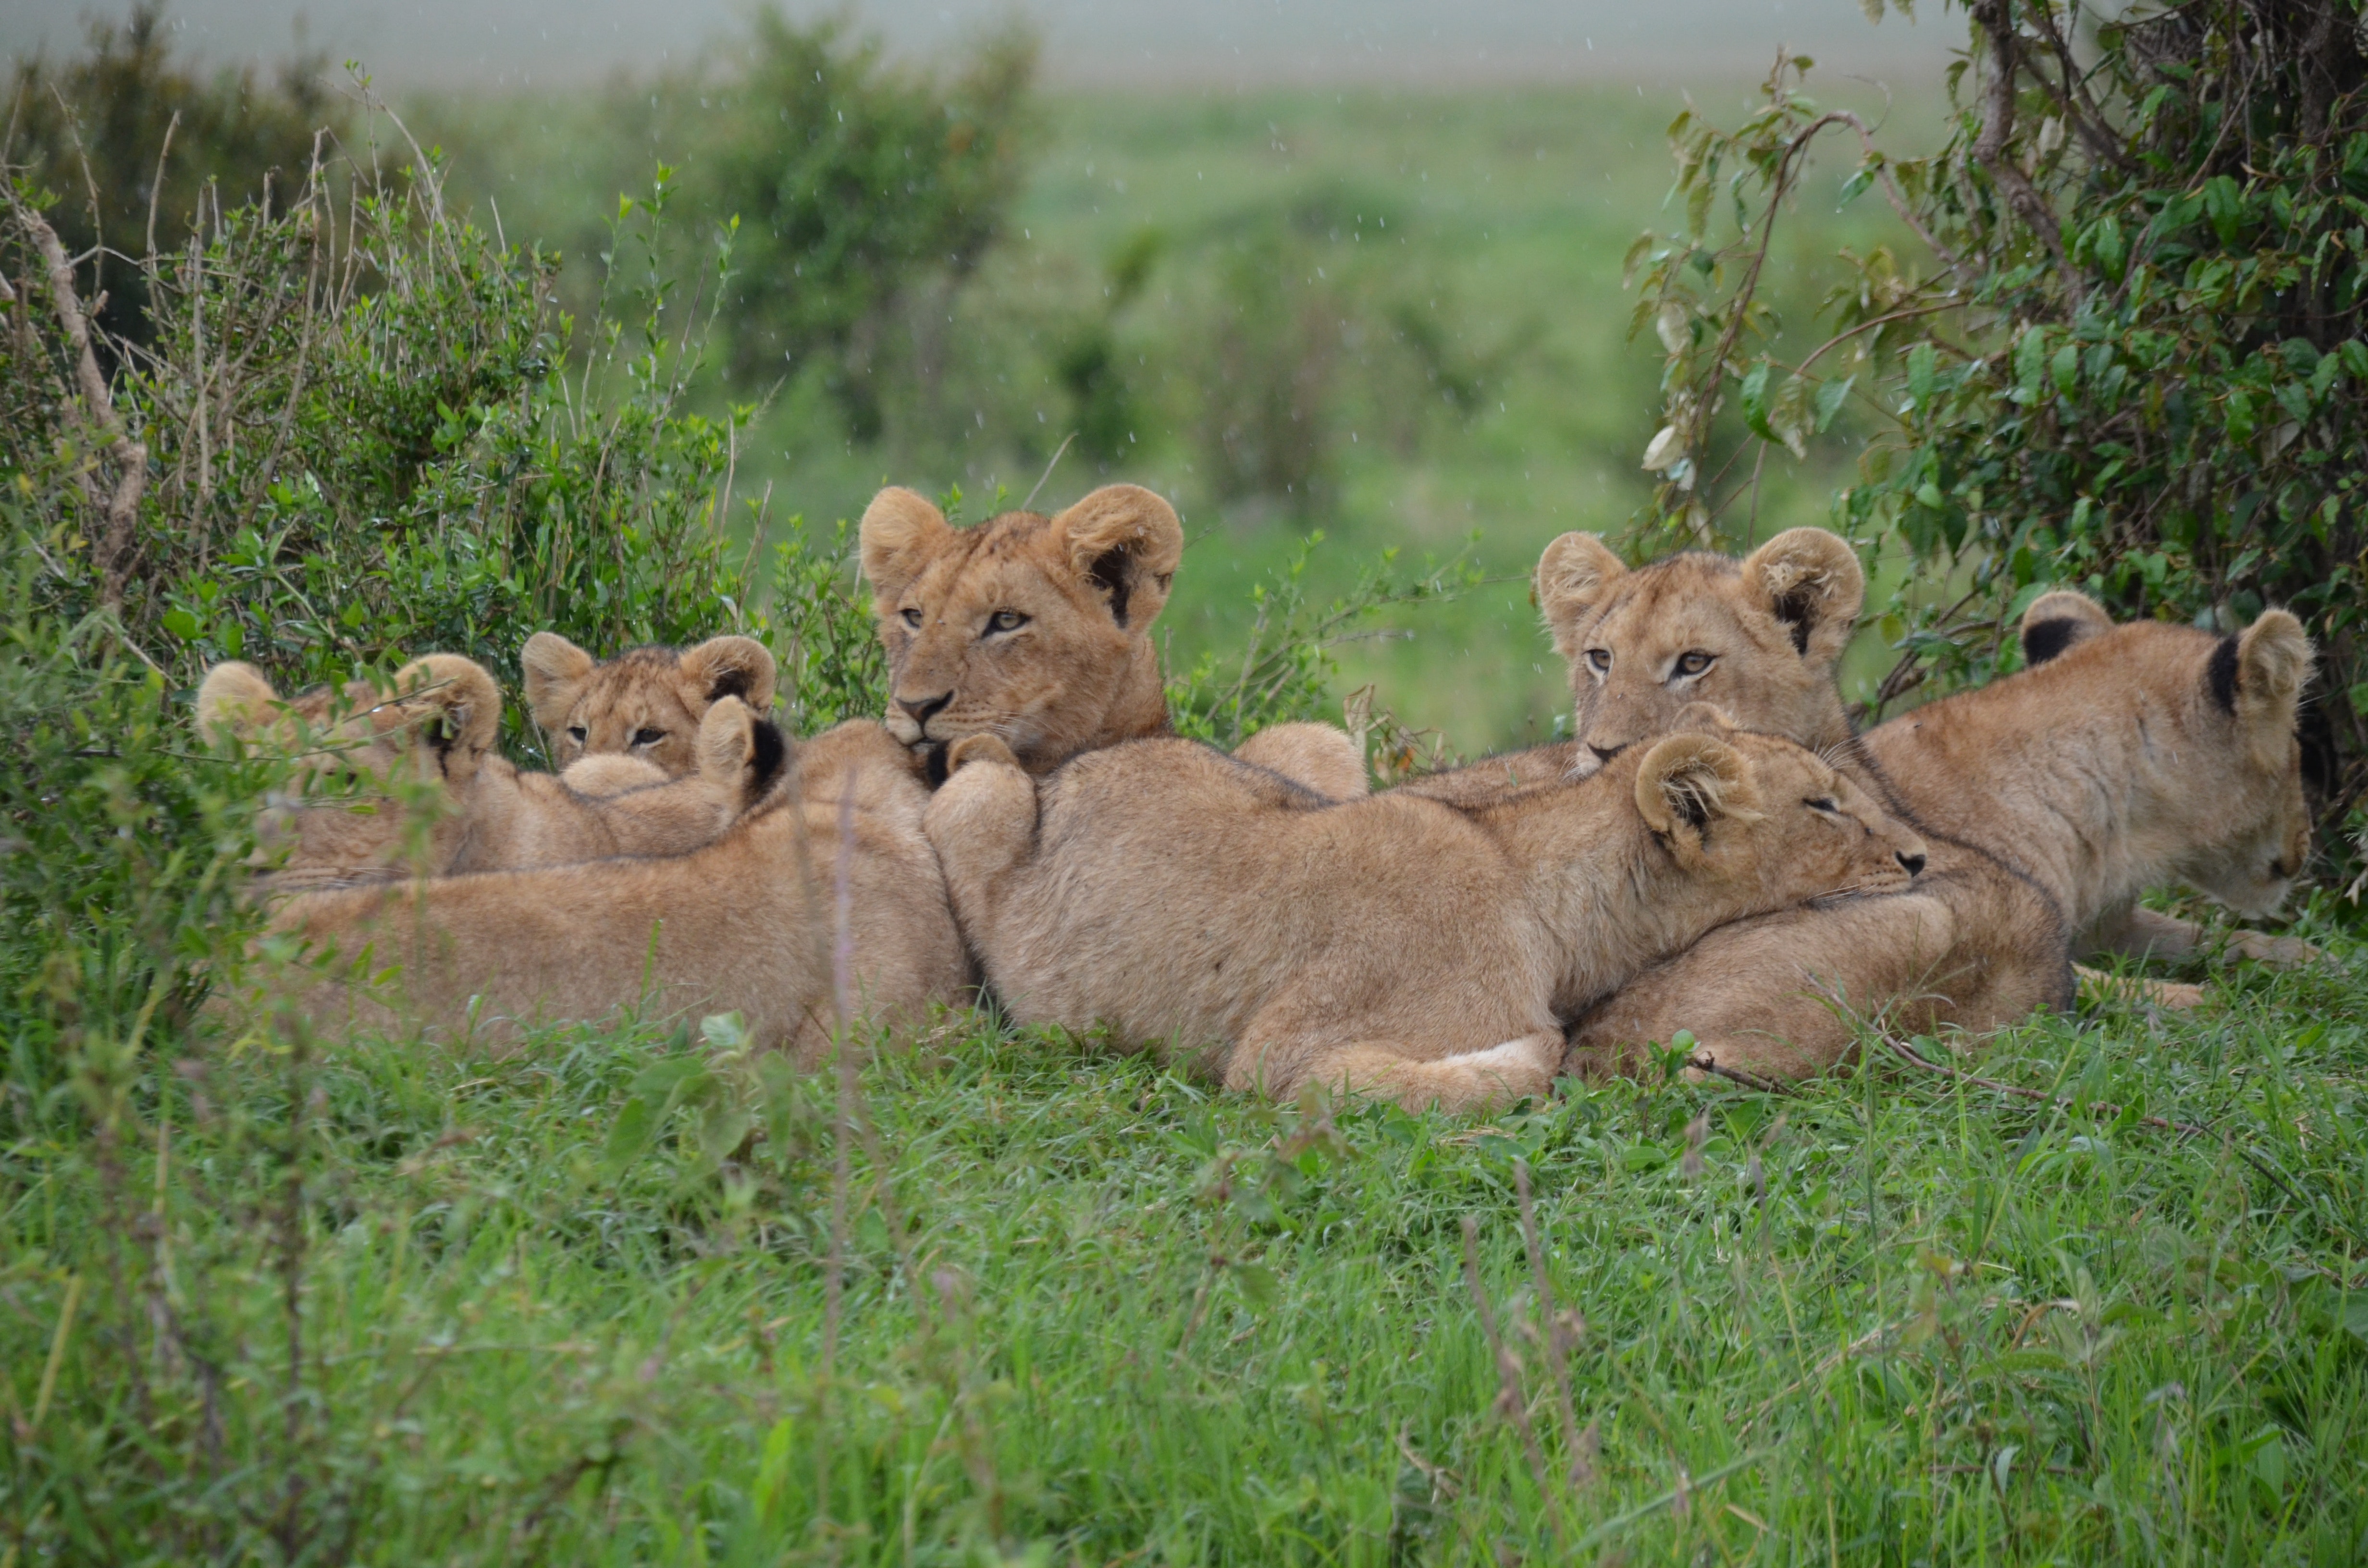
[197,655,780,891]
[924,714,1926,1113]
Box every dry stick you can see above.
[1020,430,1078,513]
[1967,0,2081,303]
[258,139,330,498]
[144,110,181,261]
[1872,1030,2208,1138]
[1460,1215,1567,1554]
[16,202,148,616]
[1513,1161,1597,1490]
[817,782,861,1558]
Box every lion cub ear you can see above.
[196,661,285,746]
[1635,731,1763,867]
[694,696,790,807]
[2224,609,2314,768]
[1055,484,1184,631]
[1740,528,1863,666]
[1534,532,1625,660]
[520,632,595,732]
[2018,590,2112,667]
[859,487,953,604]
[679,635,777,715]
[386,655,503,784]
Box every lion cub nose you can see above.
[1897,850,1927,877]
[897,692,953,726]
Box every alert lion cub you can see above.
[1511,529,2318,1080]
[522,632,776,776]
[197,656,781,891]
[924,715,1926,1113]
[258,719,971,1059]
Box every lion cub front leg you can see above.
[1224,1020,1561,1115]
[921,734,1038,932]
[2084,901,2324,969]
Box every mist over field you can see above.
[3,0,1955,87]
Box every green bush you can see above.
[1625,0,2368,817]
[701,9,1036,439]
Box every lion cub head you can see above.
[1637,706,1926,900]
[860,483,1183,775]
[1536,528,1863,770]
[2020,591,2315,919]
[521,632,776,777]
[198,654,503,884]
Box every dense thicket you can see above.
[1629,0,2368,819]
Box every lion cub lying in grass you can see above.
[206,656,778,879]
[199,655,781,891]
[924,714,1927,1113]
[258,718,969,1061]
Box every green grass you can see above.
[10,897,2367,1563]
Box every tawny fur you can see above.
[859,483,1183,777]
[924,719,1925,1114]
[197,657,777,892]
[1233,722,1371,799]
[1491,532,2319,1080]
[522,632,777,777]
[248,719,972,1062]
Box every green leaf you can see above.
[160,609,200,641]
[1906,342,1937,408]
[601,1096,658,1181]
[1813,374,1855,431]
[1739,360,1777,442]
[2049,343,2080,398]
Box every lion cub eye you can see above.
[1804,796,1841,814]
[985,610,1029,634]
[632,728,666,747]
[900,607,923,628]
[1673,650,1716,679]
[566,725,588,744]
[1584,649,1612,675]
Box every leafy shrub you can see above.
[3,0,342,350]
[701,9,1036,438]
[1625,0,2368,818]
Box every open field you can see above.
[8,903,2367,1561]
[421,79,1947,755]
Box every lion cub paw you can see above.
[945,734,1021,773]
[2227,929,2325,968]
[2074,965,2210,1012]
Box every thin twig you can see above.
[1021,429,1078,513]
[13,198,149,617]
[145,110,181,261]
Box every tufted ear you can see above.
[2226,609,2314,769]
[195,661,285,745]
[1740,528,1863,666]
[1635,730,1764,866]
[1533,533,1626,660]
[679,635,777,715]
[859,487,954,603]
[520,632,595,732]
[1054,484,1184,631]
[2018,590,2112,667]
[385,655,503,784]
[694,695,791,806]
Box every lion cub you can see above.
[924,715,1927,1113]
[258,719,971,1060]
[522,632,776,777]
[197,656,780,891]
